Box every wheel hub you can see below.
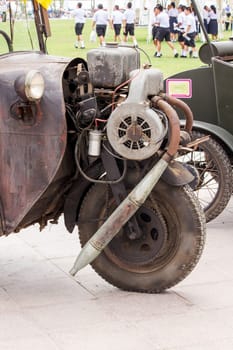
[105,204,168,269]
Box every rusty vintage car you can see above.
[0,1,206,293]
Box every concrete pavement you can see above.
[0,197,233,350]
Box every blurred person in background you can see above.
[151,5,158,54]
[111,4,123,42]
[122,2,138,46]
[183,6,198,58]
[153,4,178,58]
[0,0,7,22]
[72,2,86,49]
[92,3,109,46]
[174,5,187,57]
[224,3,231,31]
[208,5,218,40]
[203,5,210,33]
[168,2,178,42]
[191,6,200,40]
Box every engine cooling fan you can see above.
[106,103,167,161]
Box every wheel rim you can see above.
[101,196,180,273]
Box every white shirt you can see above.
[123,8,135,24]
[168,8,178,17]
[177,11,186,29]
[185,13,196,33]
[93,9,109,25]
[209,10,217,20]
[156,11,170,28]
[151,14,158,26]
[203,9,209,21]
[112,10,123,24]
[72,8,85,24]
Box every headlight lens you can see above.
[25,70,45,101]
[14,70,45,102]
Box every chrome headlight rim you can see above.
[24,70,45,102]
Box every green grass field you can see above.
[0,18,232,78]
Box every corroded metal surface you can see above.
[0,52,70,235]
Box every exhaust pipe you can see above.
[70,98,181,276]
[158,92,193,133]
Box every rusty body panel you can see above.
[0,52,72,235]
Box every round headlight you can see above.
[25,70,45,101]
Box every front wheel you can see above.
[78,181,206,293]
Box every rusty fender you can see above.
[70,98,181,275]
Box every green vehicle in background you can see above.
[165,1,233,222]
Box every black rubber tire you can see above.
[0,30,13,52]
[78,180,206,293]
[181,130,233,222]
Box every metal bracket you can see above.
[101,145,142,240]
